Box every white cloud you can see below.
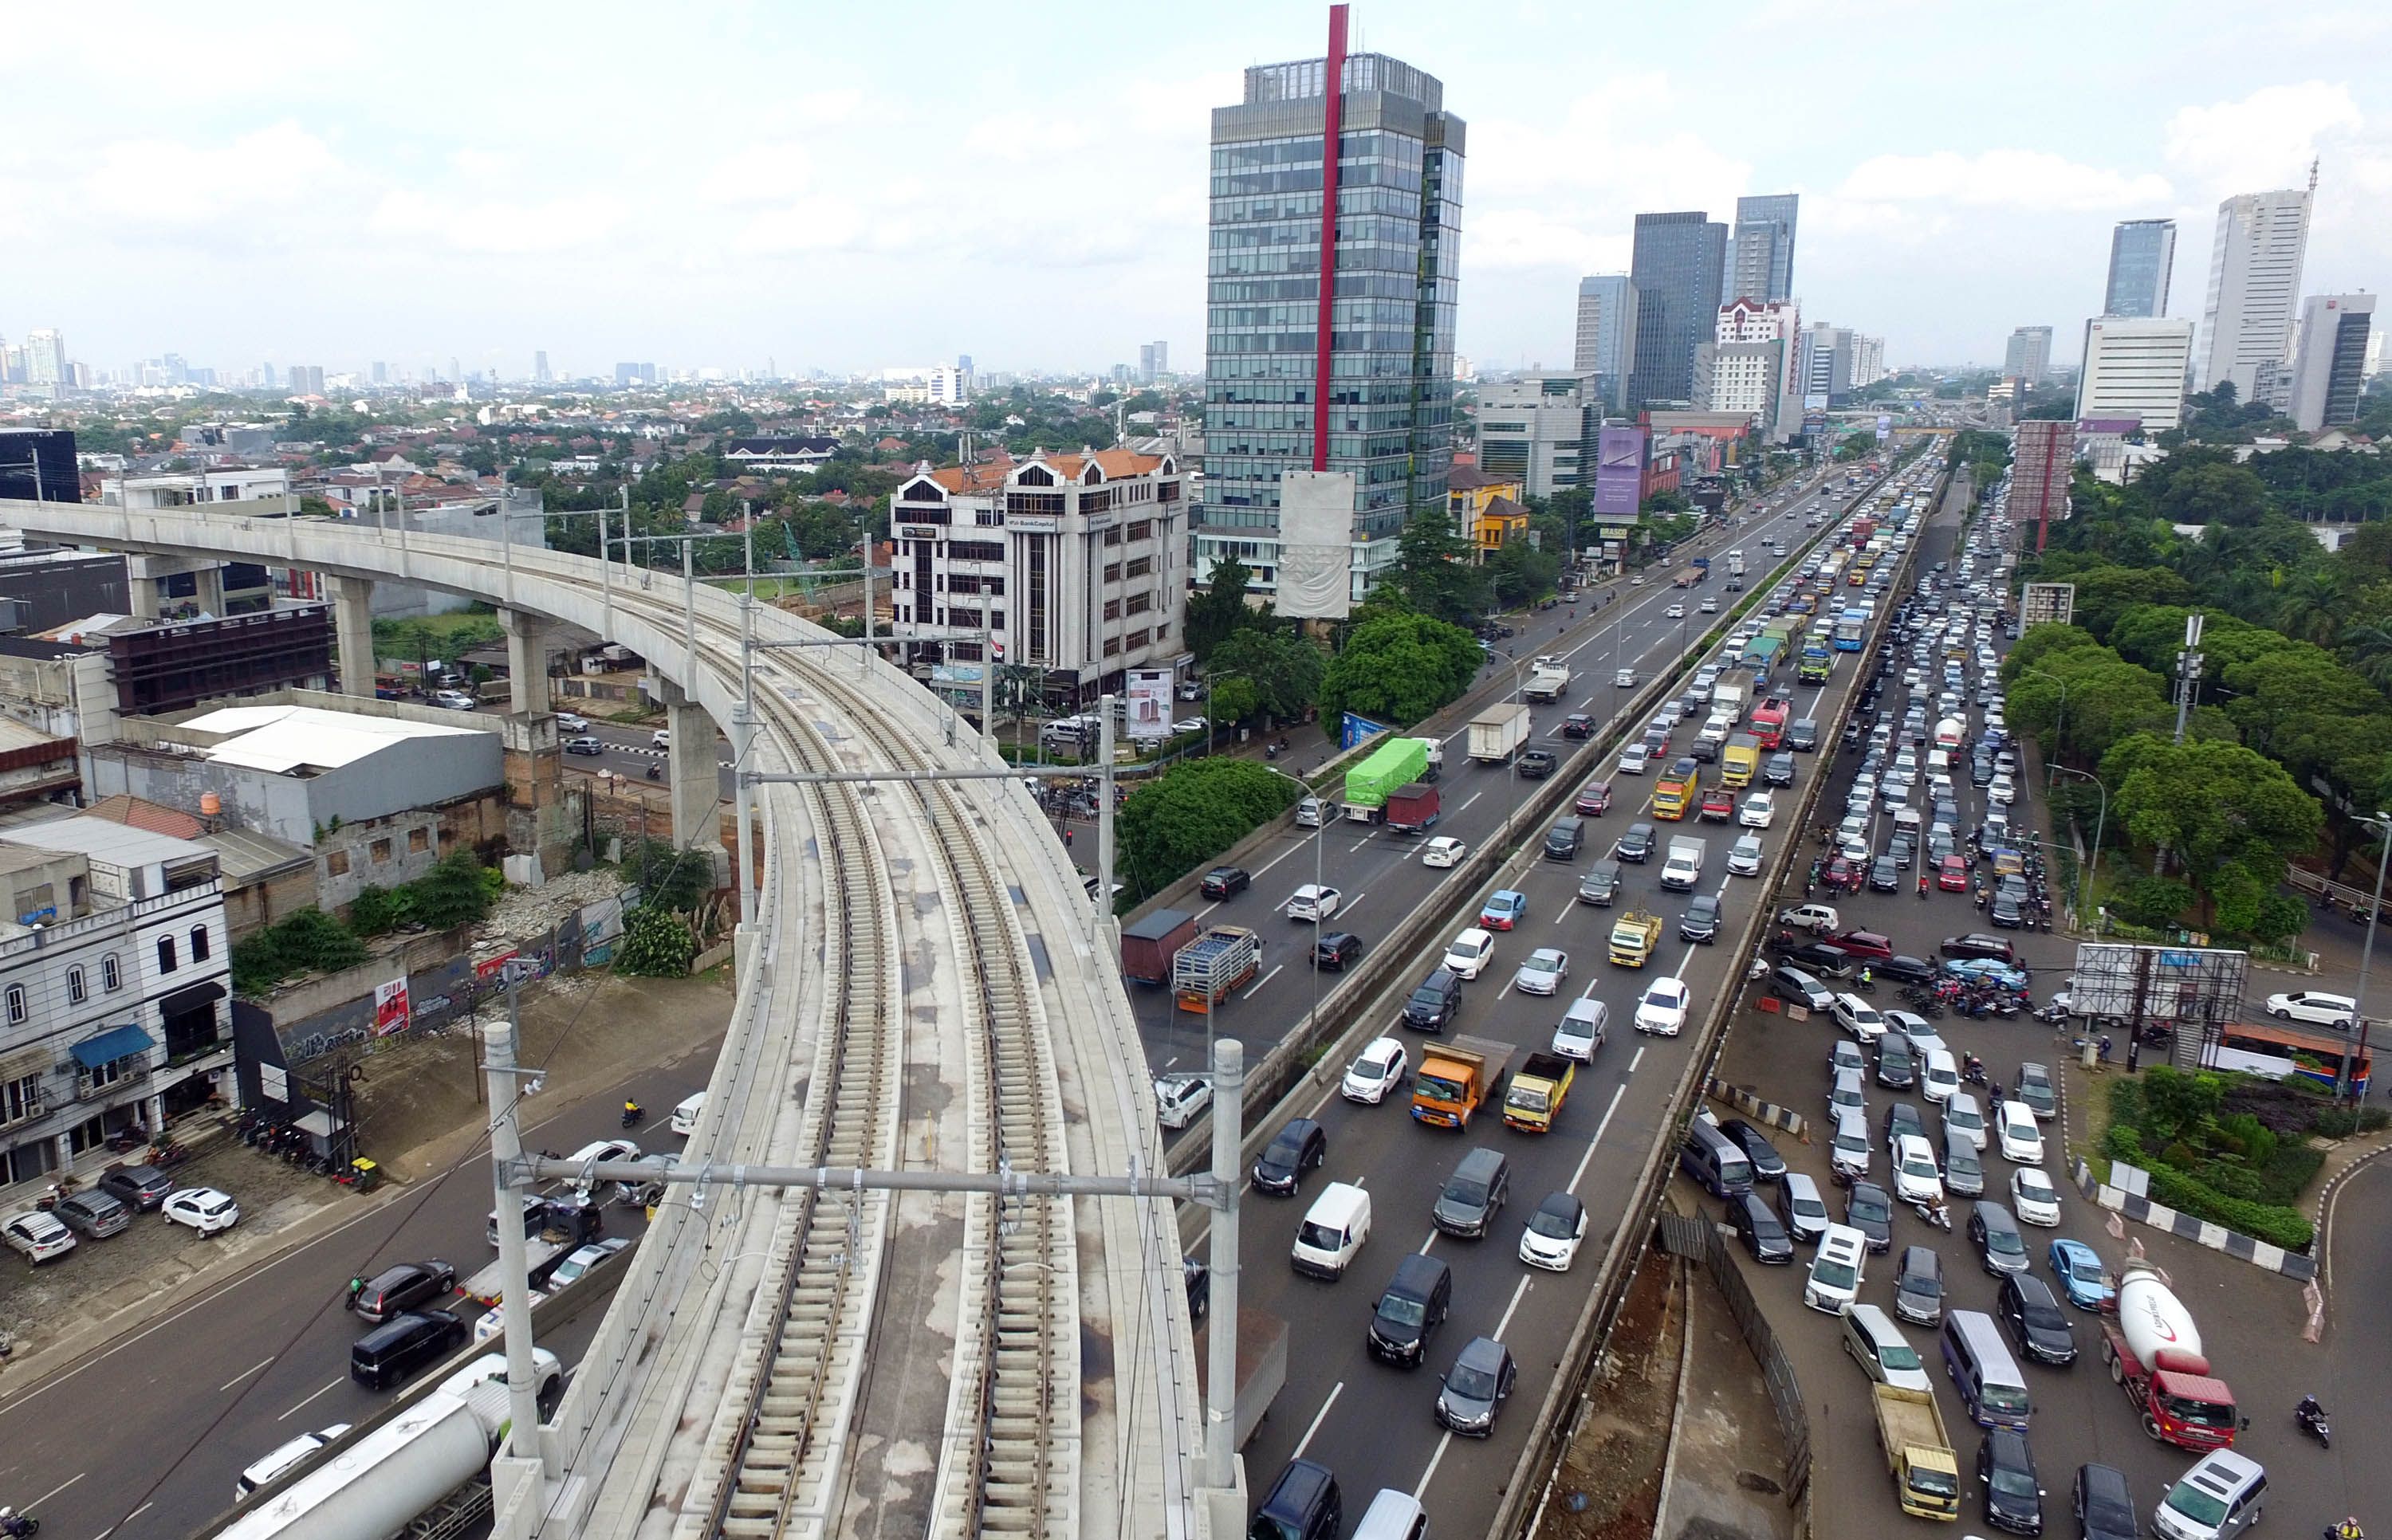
[1835,150,2172,212]
[368,189,631,255]
[82,123,345,225]
[2164,82,2362,199]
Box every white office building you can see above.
[2076,317,2196,433]
[2003,327,2053,385]
[2198,186,2313,399]
[2286,294,2375,434]
[1476,375,1597,497]
[1695,299,1803,441]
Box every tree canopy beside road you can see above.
[1115,758,1304,903]
[1316,611,1485,735]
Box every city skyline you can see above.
[4,2,2390,374]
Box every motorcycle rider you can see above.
[2299,1393,2326,1424]
[0,1506,32,1537]
[2331,1519,2362,1540]
[1859,964,1875,989]
[622,1098,643,1127]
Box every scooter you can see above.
[645,764,661,781]
[621,1102,646,1130]
[2297,1400,2331,1448]
[1910,1200,1952,1232]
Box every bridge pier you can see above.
[502,607,553,716]
[328,574,376,696]
[649,675,726,863]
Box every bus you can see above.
[2204,1023,2371,1095]
[1832,610,1867,652]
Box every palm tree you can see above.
[2272,569,2344,648]
[2343,623,2392,690]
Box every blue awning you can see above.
[71,1024,155,1069]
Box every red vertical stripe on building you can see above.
[1311,3,1349,473]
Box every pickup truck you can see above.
[1522,665,1573,703]
[1659,836,1706,891]
[1410,1035,1513,1130]
[1501,1051,1576,1134]
[1871,1384,1961,1520]
[1608,909,1663,968]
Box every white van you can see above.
[1352,1489,1430,1540]
[1552,997,1608,1062]
[1291,1181,1371,1280]
[1842,1302,1931,1392]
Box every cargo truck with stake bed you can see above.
[2100,1263,2244,1451]
[1501,1051,1576,1133]
[1410,1035,1514,1129]
[1609,909,1663,967]
[1344,736,1430,823]
[1171,926,1262,1013]
[1467,704,1532,764]
[1871,1383,1961,1521]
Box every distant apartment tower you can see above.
[1138,341,1168,383]
[287,365,325,397]
[2003,327,2053,385]
[1572,275,1636,413]
[22,329,67,390]
[614,362,657,388]
[1694,299,1803,441]
[2011,418,2074,552]
[1725,194,1799,304]
[2103,219,2177,319]
[2199,183,2313,398]
[370,360,388,386]
[2286,294,2374,433]
[1476,375,1595,497]
[1627,212,1727,409]
[1847,334,1886,389]
[533,350,550,384]
[1196,9,1462,604]
[2076,317,2196,433]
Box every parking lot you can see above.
[1704,493,2367,1538]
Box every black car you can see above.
[1562,713,1597,739]
[1183,1257,1210,1322]
[1976,1425,2045,1534]
[1997,1274,2076,1365]
[1893,1243,1945,1327]
[1883,1101,1926,1154]
[1767,935,1854,978]
[1728,1191,1792,1263]
[1717,1118,1787,1183]
[1942,933,2019,964]
[1253,1118,1328,1196]
[348,1310,468,1390]
[1887,830,1917,869]
[1875,1035,1916,1090]
[1198,866,1249,900]
[1678,894,1721,944]
[96,1163,174,1212]
[1844,1180,1894,1252]
[1989,894,2025,929]
[1517,749,1558,780]
[1870,856,1901,892]
[1311,931,1363,971]
[1879,953,1938,985]
[2071,1463,2136,1540]
[1403,968,1463,1032]
[354,1260,459,1325]
[1615,823,1657,862]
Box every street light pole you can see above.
[2045,765,2107,924]
[2348,811,2390,1102]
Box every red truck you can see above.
[1383,782,1442,834]
[2101,1263,2244,1451]
[1749,697,1790,749]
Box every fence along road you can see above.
[0,495,1199,1540]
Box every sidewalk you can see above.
[1658,1263,1797,1540]
[1539,1249,1682,1540]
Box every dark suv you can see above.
[349,1310,468,1390]
[1198,866,1249,900]
[1310,931,1363,971]
[1517,749,1558,780]
[353,1261,459,1325]
[97,1164,175,1212]
[1403,969,1463,1032]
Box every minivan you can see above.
[1293,797,1326,828]
[1544,817,1586,861]
[1941,1309,2032,1428]
[1788,717,1819,750]
[1552,997,1608,1062]
[1290,1183,1371,1280]
[1771,966,1834,1012]
[1776,1172,1831,1244]
[1351,1489,1430,1540]
[1250,1458,1344,1540]
[1843,1302,1932,1391]
[1430,1148,1511,1238]
[1679,1122,1754,1198]
[349,1310,470,1390]
[1403,969,1463,1032]
[2151,1448,2266,1540]
[1366,1252,1453,1368]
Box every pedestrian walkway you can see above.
[1657,1259,1797,1540]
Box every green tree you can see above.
[1316,611,1483,731]
[619,905,698,976]
[1484,538,1560,610]
[1185,555,1261,661]
[2101,735,2323,916]
[1115,758,1303,899]
[410,850,495,929]
[1206,629,1324,725]
[1383,507,1486,624]
[2138,1067,2225,1146]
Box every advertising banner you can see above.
[1125,669,1174,741]
[1340,712,1395,751]
[372,977,411,1037]
[1593,427,1647,517]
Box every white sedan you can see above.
[1634,976,1691,1036]
[2010,1166,2062,1227]
[1996,1099,2045,1165]
[1442,928,1497,981]
[1341,1037,1410,1105]
[2266,991,2358,1030]
[1665,603,1686,619]
[1738,792,1776,829]
[1513,949,1570,996]
[162,1187,242,1236]
[1421,836,1468,869]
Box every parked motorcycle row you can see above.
[232,1110,380,1189]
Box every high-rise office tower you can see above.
[1802,322,1853,404]
[371,360,388,385]
[1196,6,1462,606]
[2003,327,2053,385]
[2286,294,2374,433]
[533,350,550,383]
[2077,317,2196,432]
[1573,275,1636,412]
[1725,194,1799,304]
[1627,212,1726,409]
[23,330,67,389]
[2199,179,2313,398]
[2103,219,2177,319]
[1138,341,1169,383]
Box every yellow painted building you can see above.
[1450,466,1529,560]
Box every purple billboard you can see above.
[1594,426,1647,517]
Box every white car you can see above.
[547,1236,631,1289]
[1944,1092,1988,1153]
[566,1137,642,1169]
[1442,928,1497,980]
[670,1092,706,1137]
[2266,990,2359,1030]
[162,1186,242,1236]
[1804,1224,1868,1314]
[1615,667,1640,688]
[650,729,671,749]
[1831,993,1886,1043]
[1891,1134,1944,1206]
[1341,1037,1409,1105]
[1617,744,1650,774]
[1154,1073,1212,1130]
[1727,834,1764,877]
[1517,1192,1588,1271]
[236,1423,354,1499]
[1738,792,1776,828]
[1665,603,1686,619]
[1513,948,1570,996]
[1,1208,75,1264]
[1634,976,1691,1036]
[1995,1099,2044,1165]
[1987,775,2015,806]
[1421,836,1467,869]
[2010,1166,2062,1226]
[435,1347,563,1412]
[1285,884,1342,922]
[556,712,590,733]
[1886,1012,1945,1059]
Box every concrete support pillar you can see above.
[328,574,376,697]
[194,564,226,616]
[501,608,552,717]
[650,677,723,856]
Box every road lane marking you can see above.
[1628,1046,1646,1074]
[1492,1272,1533,1339]
[1290,1381,1344,1462]
[1454,790,1484,819]
[94,1499,153,1538]
[1348,834,1374,854]
[1418,1230,1438,1255]
[278,1377,344,1421]
[1413,1430,1455,1499]
[221,1356,274,1392]
[30,1472,82,1509]
[1567,1085,1627,1194]
[1242,964,1284,1000]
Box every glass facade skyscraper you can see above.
[1727,194,1799,305]
[2103,218,2176,319]
[1628,212,1726,410]
[1196,22,1462,603]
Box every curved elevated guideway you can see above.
[0,496,1203,1540]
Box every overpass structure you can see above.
[0,497,1211,1539]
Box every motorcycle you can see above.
[0,1511,38,1538]
[645,764,661,781]
[1961,1057,1988,1087]
[1910,1200,1952,1232]
[2297,1400,2331,1449]
[621,1101,646,1130]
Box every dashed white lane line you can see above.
[1290,1381,1344,1463]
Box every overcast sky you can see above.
[6,1,2387,381]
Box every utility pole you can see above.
[2345,812,2390,1102]
[2171,611,2205,745]
[482,980,546,1459]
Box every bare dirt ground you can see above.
[1539,1249,1683,1540]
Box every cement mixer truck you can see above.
[2099,1263,2247,1451]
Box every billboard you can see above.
[1124,669,1174,741]
[1593,426,1647,517]
[1875,413,1891,442]
[1276,469,1355,620]
[1340,712,1395,750]
[2020,583,2076,628]
[372,977,411,1037]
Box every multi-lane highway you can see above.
[1202,453,1945,1534]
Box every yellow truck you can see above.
[1721,733,1761,788]
[1871,1385,1961,1521]
[1608,909,1662,968]
[1501,1051,1576,1133]
[1653,756,1698,820]
[1410,1034,1513,1131]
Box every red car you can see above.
[1938,854,1969,892]
[1699,787,1736,821]
[1824,855,1859,891]
[1831,929,1894,962]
